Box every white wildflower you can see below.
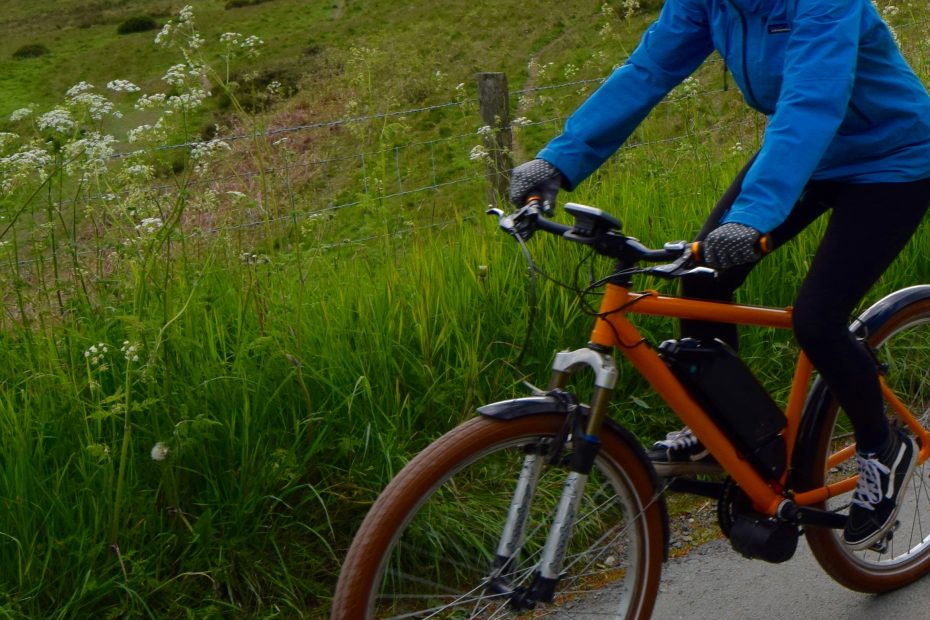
[165,89,208,114]
[136,217,163,235]
[511,116,532,127]
[63,132,117,175]
[66,82,95,99]
[121,340,142,363]
[134,93,167,111]
[150,442,170,461]
[469,145,490,162]
[68,91,116,121]
[162,63,194,87]
[190,139,231,162]
[155,22,174,46]
[9,107,33,122]
[622,0,641,19]
[0,147,53,193]
[106,79,141,93]
[124,163,154,180]
[242,35,263,49]
[476,125,494,137]
[220,32,243,46]
[37,108,76,134]
[178,5,195,24]
[127,123,167,143]
[83,342,110,366]
[241,252,271,265]
[187,33,205,50]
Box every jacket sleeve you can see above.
[537,0,713,189]
[722,0,863,233]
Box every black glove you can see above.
[701,222,762,270]
[509,159,563,214]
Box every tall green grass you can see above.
[1,1,930,617]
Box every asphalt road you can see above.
[537,529,930,619]
[652,536,930,619]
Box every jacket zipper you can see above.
[726,0,761,109]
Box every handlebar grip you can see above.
[690,233,774,264]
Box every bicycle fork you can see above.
[486,346,618,609]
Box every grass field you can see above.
[0,0,929,617]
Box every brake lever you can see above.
[486,203,540,239]
[644,251,717,279]
[486,207,517,234]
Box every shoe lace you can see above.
[655,428,697,450]
[851,453,891,511]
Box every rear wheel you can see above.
[331,413,665,618]
[805,298,930,592]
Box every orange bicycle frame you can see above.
[576,281,930,517]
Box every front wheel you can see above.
[804,296,930,592]
[331,413,665,619]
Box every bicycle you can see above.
[331,199,930,619]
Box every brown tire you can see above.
[331,413,665,618]
[804,296,930,592]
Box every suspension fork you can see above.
[490,346,618,608]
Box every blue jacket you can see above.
[538,0,930,233]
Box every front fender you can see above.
[478,394,671,560]
[793,285,930,488]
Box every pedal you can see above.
[868,520,900,553]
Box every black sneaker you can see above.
[843,429,918,550]
[647,427,722,477]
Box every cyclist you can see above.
[509,0,930,550]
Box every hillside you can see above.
[1,1,929,617]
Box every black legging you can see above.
[681,158,930,453]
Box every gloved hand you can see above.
[701,222,762,270]
[508,159,563,215]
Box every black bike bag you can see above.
[658,338,787,478]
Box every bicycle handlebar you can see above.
[487,200,717,280]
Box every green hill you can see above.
[0,1,929,617]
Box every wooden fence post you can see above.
[476,72,513,207]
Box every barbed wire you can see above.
[8,12,928,271]
[5,115,760,271]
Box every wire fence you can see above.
[7,12,929,272]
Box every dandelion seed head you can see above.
[150,442,170,461]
